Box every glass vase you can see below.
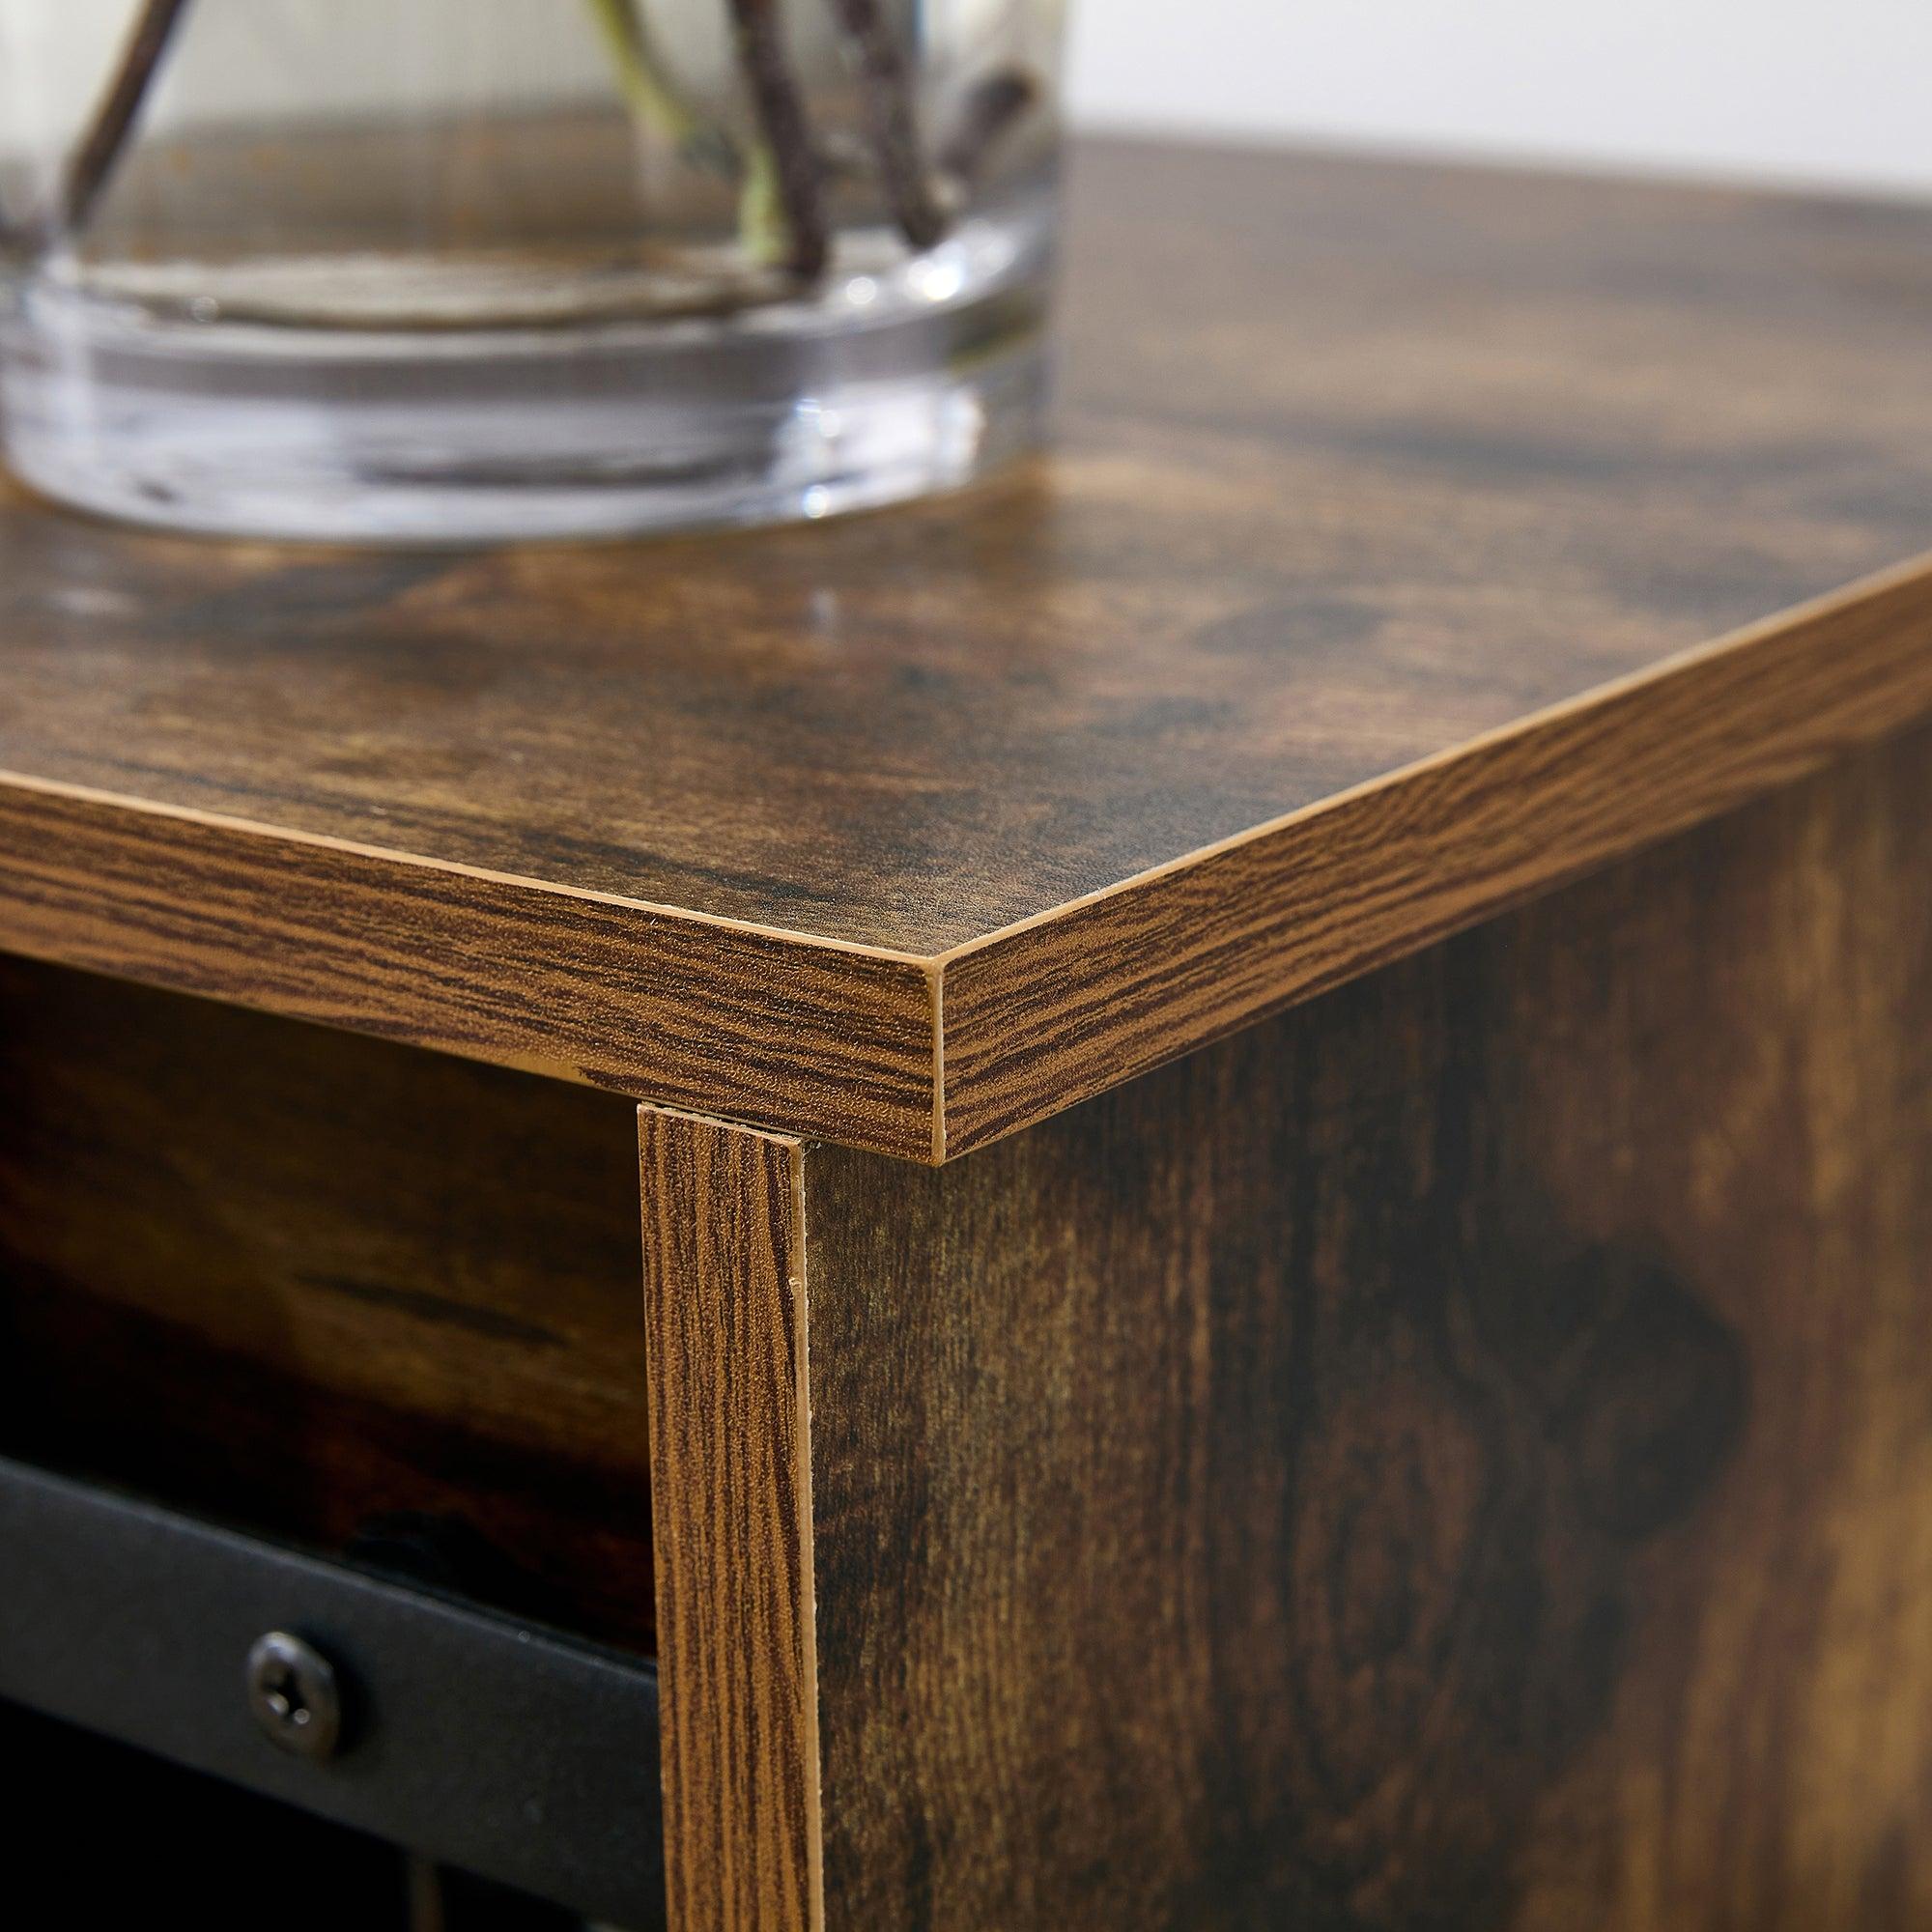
[0,0,1065,540]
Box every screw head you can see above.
[245,1631,342,1763]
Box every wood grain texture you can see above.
[801,721,1932,1929]
[4,141,1932,1155]
[0,778,938,1158]
[639,1108,821,1932]
[0,952,658,1647]
[938,559,1932,1153]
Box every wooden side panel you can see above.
[0,954,656,1648]
[804,723,1932,1929]
[640,1108,821,1932]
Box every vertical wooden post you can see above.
[639,1107,822,1932]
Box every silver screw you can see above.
[245,1630,342,1763]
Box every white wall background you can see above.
[7,3,1929,199]
[1066,0,1932,197]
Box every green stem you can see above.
[582,0,709,156]
[582,0,794,271]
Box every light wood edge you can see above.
[932,552,1932,1158]
[639,1104,824,1932]
[0,777,940,1160]
[0,766,927,962]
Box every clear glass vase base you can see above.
[0,264,1049,543]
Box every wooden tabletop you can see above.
[3,138,1930,1162]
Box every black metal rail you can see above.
[0,1453,664,1927]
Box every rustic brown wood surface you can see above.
[0,778,939,1159]
[639,1108,821,1932]
[0,952,657,1649]
[794,721,1932,1930]
[3,142,1931,1158]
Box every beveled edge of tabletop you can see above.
[932,553,1932,1157]
[0,769,946,1157]
[3,551,1930,1164]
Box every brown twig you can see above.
[30,0,987,295]
[60,0,194,238]
[824,0,949,252]
[934,66,1039,197]
[726,0,830,281]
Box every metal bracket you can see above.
[0,1452,664,1927]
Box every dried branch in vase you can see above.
[59,0,193,237]
[27,0,1046,299]
[725,0,832,279]
[825,0,950,251]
